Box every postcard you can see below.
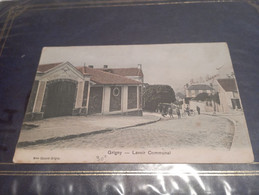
[13,43,254,163]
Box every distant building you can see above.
[185,84,214,98]
[216,78,241,113]
[25,62,143,121]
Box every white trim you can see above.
[137,85,139,109]
[102,86,111,114]
[112,87,120,97]
[86,81,91,110]
[33,81,46,113]
[32,81,40,113]
[101,86,105,114]
[75,81,84,108]
[38,62,87,81]
[121,86,128,112]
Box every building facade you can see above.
[25,62,143,121]
[185,84,214,98]
[216,78,241,113]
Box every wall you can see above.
[100,85,141,115]
[26,63,90,120]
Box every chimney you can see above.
[84,63,87,73]
[103,65,108,69]
[138,64,142,70]
[88,65,94,68]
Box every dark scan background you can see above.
[0,0,259,194]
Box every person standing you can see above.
[196,106,200,115]
[176,107,181,119]
[168,106,173,118]
[186,106,190,116]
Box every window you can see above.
[128,86,137,109]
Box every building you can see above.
[25,62,143,121]
[185,84,214,98]
[98,64,144,83]
[216,78,241,113]
[77,65,143,116]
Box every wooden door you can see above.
[44,80,77,118]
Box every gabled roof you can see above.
[37,62,63,73]
[187,84,214,90]
[37,62,142,85]
[99,68,143,77]
[217,78,237,92]
[77,66,141,85]
[37,62,87,80]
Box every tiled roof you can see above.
[217,78,237,92]
[77,66,141,85]
[99,68,144,77]
[187,84,214,90]
[37,63,63,72]
[37,63,142,85]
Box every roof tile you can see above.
[37,63,142,85]
[217,78,237,92]
[37,62,63,72]
[77,66,141,85]
[188,84,214,90]
[100,68,144,77]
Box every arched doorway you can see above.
[43,79,77,118]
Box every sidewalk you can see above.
[202,111,251,149]
[17,113,161,147]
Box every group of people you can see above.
[157,103,201,118]
[159,105,181,119]
[184,105,201,116]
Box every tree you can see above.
[176,92,185,99]
[143,85,176,112]
[193,93,210,101]
[211,92,220,104]
[193,92,220,104]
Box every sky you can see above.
[39,43,234,92]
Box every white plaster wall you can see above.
[102,86,111,113]
[218,87,234,113]
[121,86,128,112]
[137,86,140,109]
[33,81,46,112]
[86,82,91,110]
[226,92,234,109]
[75,81,84,108]
[219,88,226,112]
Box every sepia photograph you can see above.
[13,43,254,163]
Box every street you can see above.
[27,114,235,150]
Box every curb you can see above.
[17,117,161,148]
[203,113,236,150]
